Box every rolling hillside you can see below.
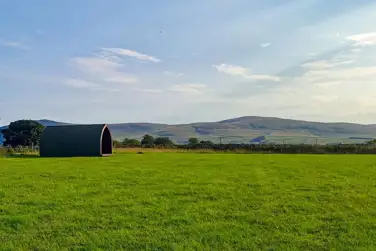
[2,116,376,145]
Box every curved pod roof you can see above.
[40,124,113,157]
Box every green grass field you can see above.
[1,153,376,250]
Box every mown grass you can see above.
[1,153,376,250]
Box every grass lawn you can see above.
[1,153,376,250]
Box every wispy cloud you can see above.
[213,63,281,82]
[0,39,29,50]
[260,42,272,48]
[104,75,138,84]
[301,60,335,69]
[301,59,354,70]
[71,57,122,75]
[214,64,249,77]
[315,81,343,88]
[102,48,161,62]
[346,32,376,46]
[312,94,339,103]
[298,66,376,85]
[163,71,184,77]
[63,78,118,92]
[351,48,363,53]
[66,49,140,93]
[64,78,99,89]
[247,75,281,81]
[168,83,208,95]
[70,55,138,84]
[139,88,164,94]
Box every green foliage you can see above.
[188,137,199,147]
[112,135,376,154]
[1,154,376,249]
[176,142,376,154]
[154,137,174,147]
[0,147,5,157]
[199,140,214,148]
[112,140,122,148]
[141,134,154,148]
[1,120,45,147]
[122,138,141,147]
[366,139,376,145]
[0,146,38,157]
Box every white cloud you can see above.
[299,66,376,85]
[247,74,281,81]
[71,57,122,75]
[213,63,281,82]
[331,66,376,79]
[218,43,376,121]
[70,55,138,85]
[302,59,354,71]
[346,32,376,46]
[64,78,99,89]
[102,48,161,62]
[168,83,208,95]
[312,94,339,103]
[315,81,343,88]
[302,60,336,69]
[260,42,272,48]
[163,71,184,77]
[351,48,363,53]
[338,60,355,65]
[214,64,249,77]
[104,75,138,84]
[307,52,318,57]
[0,39,29,50]
[140,88,164,94]
[63,78,118,92]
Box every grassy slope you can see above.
[109,117,376,144]
[2,117,376,144]
[1,154,376,250]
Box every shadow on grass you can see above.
[5,154,40,159]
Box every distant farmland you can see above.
[2,116,376,145]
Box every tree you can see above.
[188,137,199,146]
[154,137,174,147]
[122,138,141,147]
[200,140,214,148]
[366,139,376,145]
[1,120,45,147]
[112,140,122,148]
[141,134,154,147]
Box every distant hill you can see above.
[1,116,376,145]
[107,116,376,144]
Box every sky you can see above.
[1,0,376,125]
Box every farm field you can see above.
[1,154,376,250]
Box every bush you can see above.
[117,134,376,154]
[0,146,37,157]
[0,147,6,157]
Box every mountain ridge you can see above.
[1,116,376,145]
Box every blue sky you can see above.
[1,0,376,125]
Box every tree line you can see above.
[114,134,376,154]
[4,120,376,154]
[113,134,215,149]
